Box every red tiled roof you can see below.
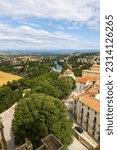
[76,77,99,83]
[87,87,99,94]
[74,94,100,113]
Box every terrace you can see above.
[37,134,64,150]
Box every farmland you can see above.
[0,71,22,86]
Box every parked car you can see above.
[74,126,84,134]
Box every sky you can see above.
[0,0,100,51]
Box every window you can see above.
[92,131,95,136]
[81,114,83,119]
[82,103,84,107]
[87,112,89,118]
[74,106,76,110]
[81,120,82,125]
[94,117,97,123]
[93,124,96,131]
[95,111,97,115]
[81,108,83,113]
[88,107,90,110]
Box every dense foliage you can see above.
[0,86,22,112]
[0,60,52,78]
[12,93,73,149]
[0,62,17,73]
[68,56,92,76]
[73,63,92,76]
[0,72,75,113]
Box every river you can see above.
[54,61,63,72]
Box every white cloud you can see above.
[0,0,99,50]
[0,23,99,50]
[0,0,99,29]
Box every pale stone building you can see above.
[82,64,100,78]
[73,94,100,142]
[91,64,100,72]
[82,70,100,78]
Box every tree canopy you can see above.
[0,71,75,113]
[12,93,73,149]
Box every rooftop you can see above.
[95,80,100,85]
[73,94,100,113]
[87,87,99,94]
[92,64,100,67]
[38,134,64,150]
[76,77,99,83]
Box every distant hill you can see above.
[0,49,99,55]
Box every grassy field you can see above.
[0,71,22,86]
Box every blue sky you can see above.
[0,0,100,51]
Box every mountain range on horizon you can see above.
[0,49,99,55]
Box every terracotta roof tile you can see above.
[87,87,99,94]
[76,77,100,83]
[74,94,100,113]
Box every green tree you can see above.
[0,86,12,112]
[0,86,23,112]
[12,93,73,149]
[56,77,76,98]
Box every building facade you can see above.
[91,64,100,72]
[82,64,100,78]
[73,94,100,142]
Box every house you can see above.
[75,77,99,94]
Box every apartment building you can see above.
[82,64,100,78]
[73,94,100,142]
[91,64,100,72]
